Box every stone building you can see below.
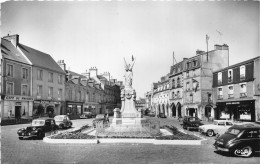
[2,34,67,117]
[1,37,34,120]
[212,56,260,122]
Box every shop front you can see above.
[66,101,83,116]
[215,100,255,122]
[33,100,63,117]
[2,95,34,120]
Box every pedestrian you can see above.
[8,110,11,119]
[105,114,109,123]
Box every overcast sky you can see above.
[1,1,259,98]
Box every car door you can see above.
[44,120,52,132]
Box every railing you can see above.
[240,93,247,97]
[228,94,234,99]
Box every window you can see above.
[240,65,245,81]
[186,71,189,78]
[243,130,259,138]
[186,82,190,91]
[58,74,62,84]
[218,122,225,126]
[240,83,247,97]
[218,72,222,84]
[208,93,212,102]
[228,85,234,98]
[218,87,223,99]
[48,87,53,97]
[228,69,233,83]
[193,60,197,67]
[226,122,233,126]
[177,77,181,87]
[58,89,62,98]
[78,91,81,101]
[22,68,29,79]
[6,82,14,94]
[21,84,28,96]
[172,79,175,88]
[7,64,13,77]
[177,91,180,98]
[187,62,190,69]
[37,69,43,80]
[172,92,175,99]
[37,85,43,96]
[48,72,53,82]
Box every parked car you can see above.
[79,112,92,119]
[92,114,105,128]
[214,124,260,157]
[157,113,167,118]
[182,116,204,131]
[199,120,234,137]
[54,115,72,129]
[17,117,58,140]
[147,111,156,117]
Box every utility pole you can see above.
[206,34,209,62]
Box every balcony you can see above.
[228,94,234,99]
[218,95,223,100]
[240,93,247,98]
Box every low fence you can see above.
[95,120,160,138]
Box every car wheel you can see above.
[183,125,187,129]
[19,137,23,140]
[69,123,72,128]
[59,124,64,129]
[234,146,253,157]
[207,129,214,137]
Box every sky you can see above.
[1,1,259,98]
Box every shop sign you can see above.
[15,102,22,106]
[226,102,240,105]
[5,96,34,101]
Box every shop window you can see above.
[37,85,43,97]
[21,84,28,96]
[228,85,234,98]
[7,64,13,77]
[228,69,233,83]
[238,106,252,121]
[218,87,223,99]
[240,83,247,97]
[6,82,14,94]
[218,72,222,85]
[22,68,28,79]
[219,107,230,119]
[37,69,43,80]
[240,65,245,81]
[48,72,53,82]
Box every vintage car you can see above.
[17,117,58,140]
[79,112,93,119]
[199,120,234,137]
[92,114,105,128]
[54,115,72,129]
[182,116,204,131]
[157,113,167,118]
[214,123,260,157]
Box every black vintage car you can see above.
[214,123,260,157]
[182,116,203,131]
[17,117,58,140]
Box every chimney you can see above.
[81,70,90,79]
[89,67,98,78]
[4,34,19,47]
[57,60,66,71]
[103,72,111,81]
[214,44,229,51]
[183,58,188,61]
[196,49,205,55]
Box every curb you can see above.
[43,137,202,145]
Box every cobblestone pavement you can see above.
[1,117,260,164]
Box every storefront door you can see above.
[15,106,21,120]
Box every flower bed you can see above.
[50,124,200,140]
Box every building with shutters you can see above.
[212,56,260,122]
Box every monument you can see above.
[111,56,144,126]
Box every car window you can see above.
[243,130,259,138]
[189,118,195,121]
[226,128,241,135]
[45,120,51,126]
[32,120,45,126]
[51,120,55,125]
[218,122,225,126]
[226,122,233,126]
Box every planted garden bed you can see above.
[50,124,200,140]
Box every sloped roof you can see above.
[1,38,30,65]
[67,70,85,78]
[18,43,65,74]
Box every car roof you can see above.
[230,124,260,130]
[54,115,67,117]
[214,120,232,122]
[33,117,53,121]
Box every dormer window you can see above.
[218,72,222,85]
[193,60,197,67]
[240,65,245,81]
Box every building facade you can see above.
[2,35,67,117]
[1,37,34,120]
[213,56,260,122]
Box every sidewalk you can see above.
[1,118,32,126]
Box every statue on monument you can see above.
[124,55,135,88]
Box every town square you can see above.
[1,1,260,164]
